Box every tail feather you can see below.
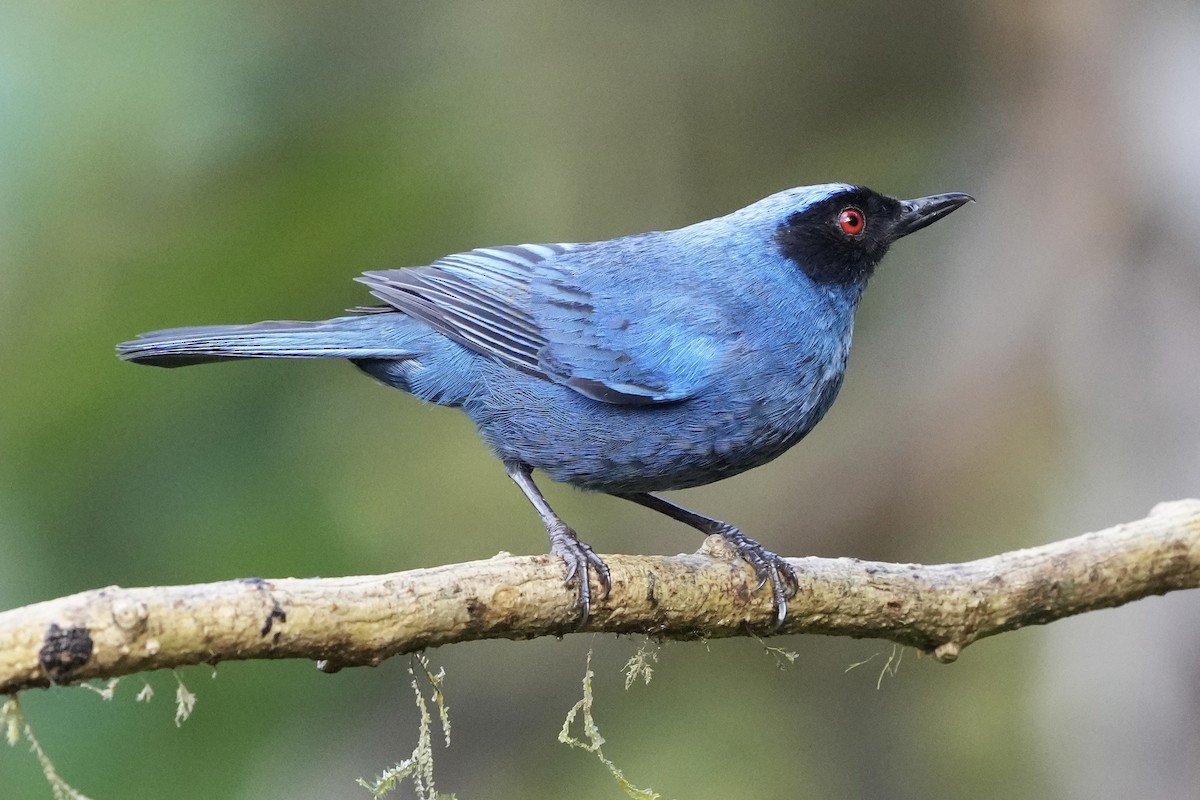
[117,315,417,367]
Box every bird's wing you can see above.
[358,242,720,405]
[529,255,723,405]
[357,244,565,379]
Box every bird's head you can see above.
[766,184,973,287]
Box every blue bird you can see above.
[118,184,971,627]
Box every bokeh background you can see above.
[3,3,1200,798]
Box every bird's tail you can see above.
[117,314,415,367]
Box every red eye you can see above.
[838,207,865,236]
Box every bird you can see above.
[117,183,972,627]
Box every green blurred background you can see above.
[3,3,1200,798]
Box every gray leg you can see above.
[505,461,612,626]
[616,492,798,628]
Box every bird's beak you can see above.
[893,192,974,238]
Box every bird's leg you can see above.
[504,460,612,626]
[616,492,799,628]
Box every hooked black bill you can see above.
[893,192,975,238]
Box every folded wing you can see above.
[358,241,722,405]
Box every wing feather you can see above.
[356,244,570,378]
[356,240,718,405]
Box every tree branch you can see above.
[3,499,1198,694]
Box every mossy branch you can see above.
[2,500,1198,693]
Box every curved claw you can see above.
[610,492,798,629]
[548,522,612,629]
[504,462,612,629]
[718,527,799,630]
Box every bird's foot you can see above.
[548,522,612,629]
[715,525,799,629]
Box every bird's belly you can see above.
[467,366,844,494]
